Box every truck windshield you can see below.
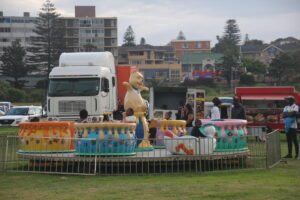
[48,78,100,97]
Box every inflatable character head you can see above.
[203,123,216,138]
[129,71,146,90]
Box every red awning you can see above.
[241,95,287,100]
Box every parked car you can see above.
[0,106,6,116]
[0,102,12,115]
[0,106,42,126]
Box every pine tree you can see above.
[140,37,146,45]
[176,31,186,40]
[0,40,31,88]
[213,19,241,86]
[27,0,66,81]
[122,25,136,47]
[244,34,249,45]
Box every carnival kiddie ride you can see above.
[17,71,250,173]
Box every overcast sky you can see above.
[2,0,300,46]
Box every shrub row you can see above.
[0,81,46,103]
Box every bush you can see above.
[25,89,46,103]
[181,77,215,87]
[7,88,25,102]
[35,79,48,89]
[0,81,9,100]
[240,74,255,85]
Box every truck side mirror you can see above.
[101,78,109,93]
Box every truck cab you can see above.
[47,52,117,121]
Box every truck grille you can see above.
[59,101,86,114]
[0,119,14,125]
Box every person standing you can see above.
[210,97,222,120]
[283,96,299,159]
[231,96,246,119]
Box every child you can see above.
[125,108,136,123]
[78,109,88,123]
[164,111,172,120]
[191,119,206,138]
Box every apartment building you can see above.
[0,11,37,53]
[169,40,211,59]
[0,6,118,58]
[119,45,177,65]
[0,6,118,86]
[118,45,181,82]
[62,6,118,58]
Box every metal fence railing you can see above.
[266,130,281,168]
[0,129,280,175]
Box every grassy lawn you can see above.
[0,127,299,199]
[0,159,299,200]
[0,127,18,136]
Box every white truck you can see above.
[47,52,117,122]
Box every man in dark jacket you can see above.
[231,96,246,119]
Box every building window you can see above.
[129,51,144,56]
[80,20,91,27]
[193,64,202,71]
[170,70,180,80]
[195,43,202,48]
[0,27,11,32]
[92,19,103,25]
[0,18,11,23]
[155,71,167,78]
[182,64,191,72]
[182,43,189,49]
[129,60,143,65]
[11,19,25,23]
[205,42,210,49]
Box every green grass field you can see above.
[0,127,299,200]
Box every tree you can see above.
[239,74,255,85]
[214,19,241,85]
[271,37,299,46]
[140,37,146,45]
[269,52,296,85]
[244,39,264,46]
[82,43,98,52]
[0,40,32,88]
[122,25,136,47]
[27,0,65,82]
[176,30,186,40]
[241,58,267,75]
[243,34,249,44]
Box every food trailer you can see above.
[235,87,300,131]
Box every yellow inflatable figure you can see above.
[123,71,153,149]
